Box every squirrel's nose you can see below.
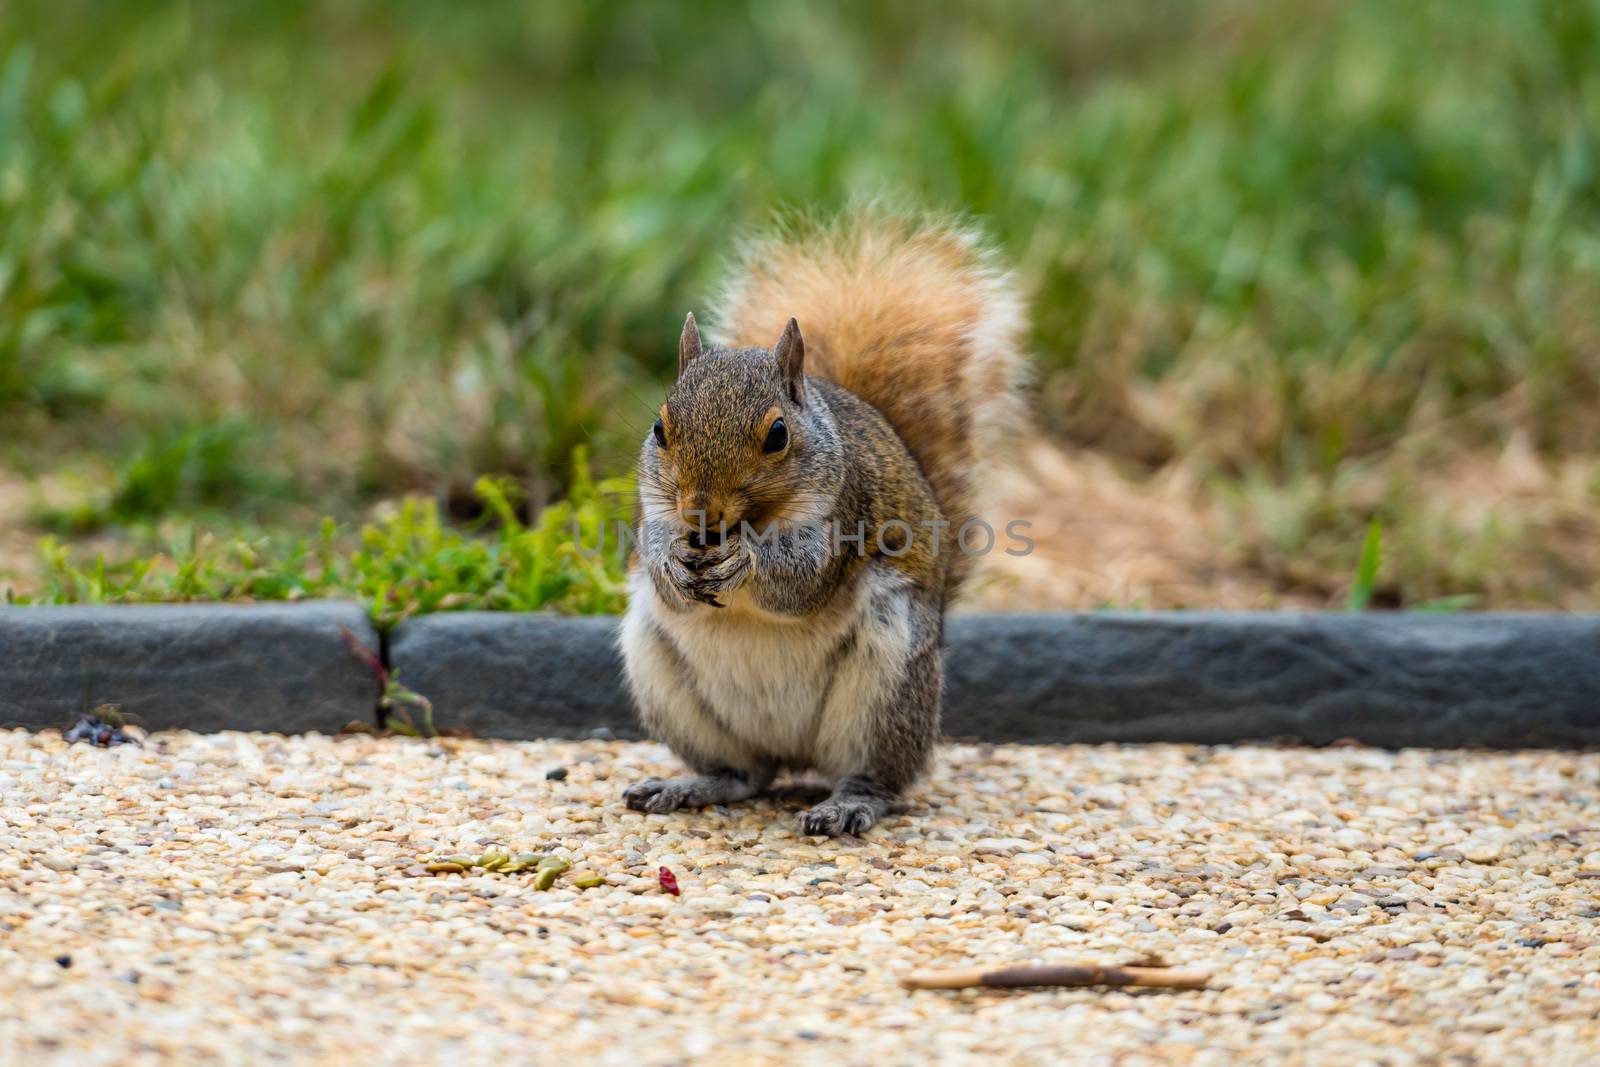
[679,499,737,547]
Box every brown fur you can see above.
[713,211,1029,594]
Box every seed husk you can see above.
[416,850,579,880]
[572,874,605,889]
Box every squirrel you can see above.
[619,211,1029,836]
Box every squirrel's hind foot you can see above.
[797,777,898,837]
[622,771,764,814]
[797,800,881,836]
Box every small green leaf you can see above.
[1347,519,1383,613]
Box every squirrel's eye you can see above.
[652,418,667,448]
[762,417,788,454]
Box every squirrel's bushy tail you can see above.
[712,209,1030,594]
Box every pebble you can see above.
[2,729,1598,1063]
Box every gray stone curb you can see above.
[0,602,381,734]
[939,612,1600,748]
[386,614,635,740]
[4,605,1597,747]
[388,610,1600,748]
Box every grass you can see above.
[1346,519,1383,613]
[2,0,1598,610]
[10,451,633,627]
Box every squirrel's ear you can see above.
[775,317,805,405]
[678,312,703,376]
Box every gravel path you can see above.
[3,730,1598,1065]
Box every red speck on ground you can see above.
[658,866,679,896]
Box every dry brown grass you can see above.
[0,473,41,593]
[969,439,1600,613]
[969,442,1319,612]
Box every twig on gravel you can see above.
[902,963,1210,991]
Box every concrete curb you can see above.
[3,605,1597,746]
[0,602,381,734]
[387,610,1600,748]
[938,612,1600,747]
[387,614,635,739]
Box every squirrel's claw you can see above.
[687,546,751,606]
[798,798,882,837]
[685,576,730,607]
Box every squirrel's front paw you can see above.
[657,533,751,607]
[658,538,712,603]
[687,542,752,606]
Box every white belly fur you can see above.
[623,565,910,773]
